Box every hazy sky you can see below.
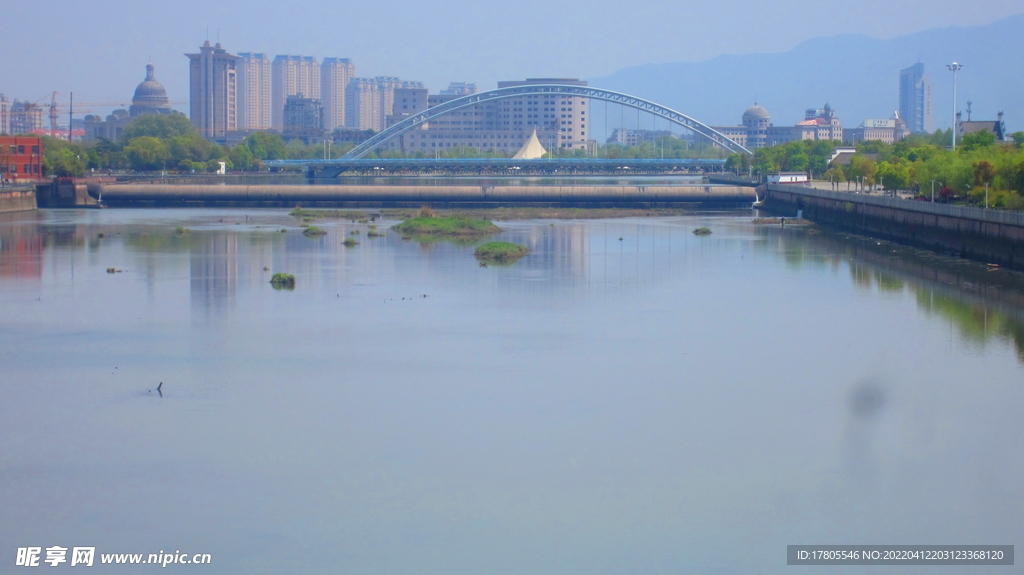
[1,0,1020,114]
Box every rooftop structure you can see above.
[130,64,174,117]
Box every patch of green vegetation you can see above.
[474,241,529,264]
[106,267,122,274]
[302,226,327,237]
[343,238,359,247]
[367,230,385,238]
[280,228,287,233]
[693,227,712,236]
[174,226,190,235]
[392,214,501,238]
[350,229,360,235]
[270,273,295,290]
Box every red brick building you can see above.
[0,136,43,183]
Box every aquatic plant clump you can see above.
[302,226,327,237]
[269,273,295,289]
[174,226,190,235]
[474,242,529,264]
[342,238,359,247]
[693,227,712,236]
[392,214,501,238]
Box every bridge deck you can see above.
[266,158,727,176]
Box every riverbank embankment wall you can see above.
[87,184,756,208]
[0,189,37,213]
[765,184,1024,268]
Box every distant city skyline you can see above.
[0,1,1018,118]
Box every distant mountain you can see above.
[589,14,1024,133]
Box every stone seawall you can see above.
[0,189,37,213]
[88,183,756,208]
[764,184,1024,269]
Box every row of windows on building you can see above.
[0,164,41,174]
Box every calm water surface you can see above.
[1,208,1022,574]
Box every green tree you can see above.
[244,132,288,160]
[960,130,996,152]
[122,114,196,140]
[973,160,996,187]
[877,160,910,191]
[44,148,87,177]
[848,155,877,190]
[124,136,170,171]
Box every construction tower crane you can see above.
[39,92,187,138]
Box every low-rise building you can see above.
[958,111,1007,141]
[710,104,840,149]
[0,136,43,182]
[767,172,809,184]
[843,118,910,145]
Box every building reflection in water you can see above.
[757,223,1024,364]
[190,233,240,319]
[0,222,44,280]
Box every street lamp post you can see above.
[947,62,964,151]
[930,180,942,203]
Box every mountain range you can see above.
[589,13,1023,132]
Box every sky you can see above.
[1,0,1021,116]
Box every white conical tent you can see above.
[512,129,547,159]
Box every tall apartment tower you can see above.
[0,94,10,135]
[345,77,424,131]
[321,58,355,132]
[185,41,240,141]
[271,55,319,130]
[899,63,933,133]
[236,53,271,130]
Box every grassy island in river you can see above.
[392,210,500,238]
[474,242,529,264]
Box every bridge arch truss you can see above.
[342,85,752,159]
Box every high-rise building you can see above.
[0,95,10,135]
[8,100,44,135]
[899,63,933,134]
[271,55,319,130]
[345,77,424,131]
[236,53,271,130]
[320,58,355,132]
[186,41,240,141]
[283,95,324,132]
[440,82,476,97]
[387,78,590,155]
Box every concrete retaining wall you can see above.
[765,184,1024,268]
[0,189,37,213]
[88,183,756,208]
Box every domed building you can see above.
[130,64,174,117]
[84,64,181,142]
[741,104,770,148]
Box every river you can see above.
[1,208,1021,573]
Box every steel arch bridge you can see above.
[342,84,752,159]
